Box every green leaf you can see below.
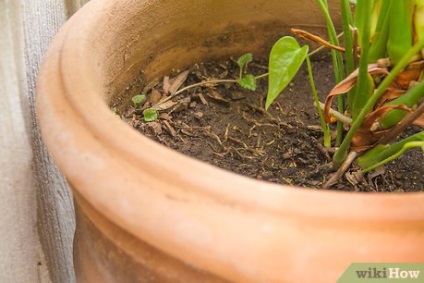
[237,74,256,91]
[132,94,146,107]
[237,53,253,70]
[358,132,424,172]
[266,36,308,109]
[143,108,158,122]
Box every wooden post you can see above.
[0,0,89,282]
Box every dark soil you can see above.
[112,56,424,192]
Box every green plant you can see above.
[122,0,423,188]
[131,94,146,108]
[267,0,424,187]
[132,53,267,122]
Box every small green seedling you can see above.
[143,108,158,122]
[132,94,146,108]
[236,53,256,90]
[131,53,266,123]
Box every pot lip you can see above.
[38,0,424,223]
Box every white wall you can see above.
[0,0,89,282]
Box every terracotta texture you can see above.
[36,0,424,282]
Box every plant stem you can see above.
[316,0,346,146]
[306,56,331,147]
[358,133,424,172]
[317,102,352,125]
[324,151,358,188]
[351,0,373,120]
[333,37,424,168]
[153,73,272,109]
[151,79,237,109]
[378,101,424,145]
[255,73,269,80]
[340,0,356,109]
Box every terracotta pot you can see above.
[36,0,424,282]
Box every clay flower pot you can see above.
[37,0,424,282]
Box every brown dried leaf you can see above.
[205,90,230,105]
[146,122,163,135]
[162,120,177,137]
[394,60,424,89]
[155,100,177,111]
[351,127,387,152]
[363,104,411,129]
[162,76,171,94]
[196,93,208,105]
[291,28,345,52]
[172,97,191,113]
[345,171,365,186]
[147,88,162,105]
[351,105,411,151]
[375,87,405,107]
[323,64,388,122]
[413,114,424,127]
[168,70,190,95]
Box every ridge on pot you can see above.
[36,0,424,282]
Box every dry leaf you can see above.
[168,70,189,95]
[376,87,405,107]
[205,90,230,104]
[413,114,424,127]
[147,88,162,105]
[162,120,177,137]
[162,76,171,94]
[172,97,191,113]
[323,64,388,122]
[155,100,177,111]
[291,28,345,52]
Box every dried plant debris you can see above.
[112,58,424,192]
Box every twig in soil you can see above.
[242,103,282,125]
[196,93,209,105]
[152,78,237,110]
[255,135,263,149]
[324,151,358,188]
[241,112,278,128]
[264,139,276,146]
[377,102,424,145]
[162,120,177,137]
[316,102,352,125]
[275,102,285,114]
[227,136,265,156]
[204,127,224,146]
[231,147,254,160]
[248,125,257,138]
[207,141,225,153]
[224,124,230,142]
[213,146,231,157]
[315,140,332,162]
[245,103,266,114]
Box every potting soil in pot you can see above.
[111,55,424,192]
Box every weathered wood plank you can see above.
[1,0,90,282]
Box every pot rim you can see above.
[37,0,424,230]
